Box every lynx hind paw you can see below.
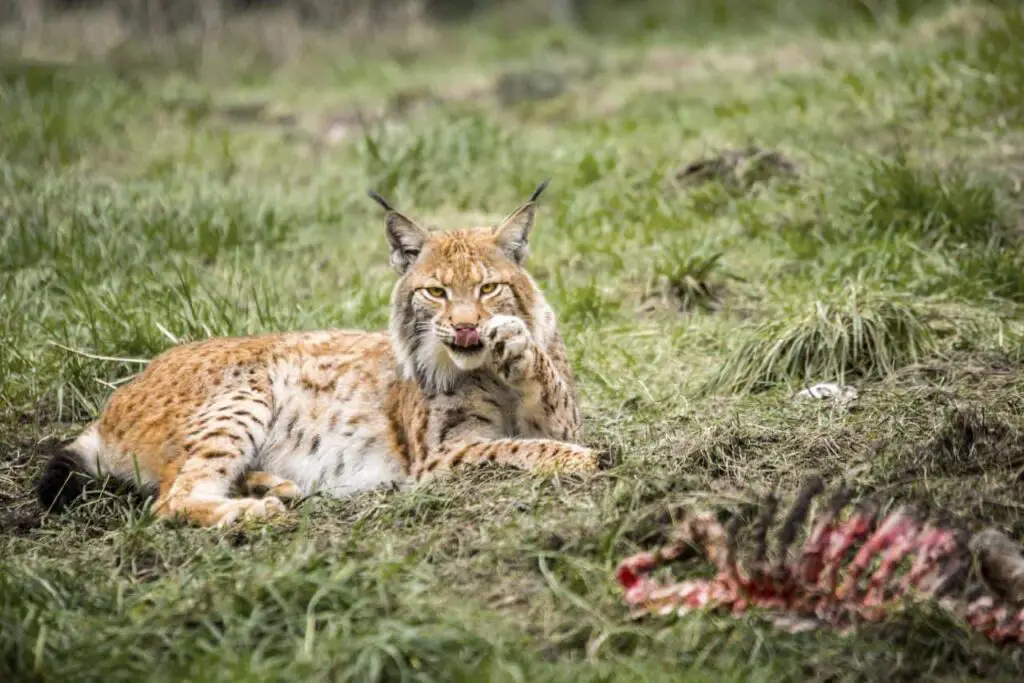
[214,496,286,528]
[267,481,302,501]
[244,471,303,501]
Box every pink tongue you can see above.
[454,328,480,347]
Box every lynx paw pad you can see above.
[485,315,534,381]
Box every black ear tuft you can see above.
[367,189,396,213]
[529,178,550,203]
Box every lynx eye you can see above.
[479,283,500,296]
[424,286,447,299]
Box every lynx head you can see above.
[368,181,557,393]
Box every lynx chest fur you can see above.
[37,182,598,527]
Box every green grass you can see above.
[705,283,936,394]
[4,2,1024,681]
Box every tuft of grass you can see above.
[841,154,1011,246]
[706,284,936,394]
[645,245,733,313]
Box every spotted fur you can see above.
[36,183,597,527]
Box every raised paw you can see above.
[484,315,535,383]
[213,496,286,528]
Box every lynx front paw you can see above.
[545,445,600,475]
[485,315,535,383]
[213,496,286,528]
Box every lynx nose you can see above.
[452,323,481,348]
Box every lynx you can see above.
[35,181,599,527]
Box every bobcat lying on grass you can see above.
[36,182,599,527]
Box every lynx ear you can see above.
[494,179,549,265]
[368,190,428,274]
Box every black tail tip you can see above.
[36,448,89,514]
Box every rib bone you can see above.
[617,478,1024,645]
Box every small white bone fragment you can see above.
[795,383,858,404]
